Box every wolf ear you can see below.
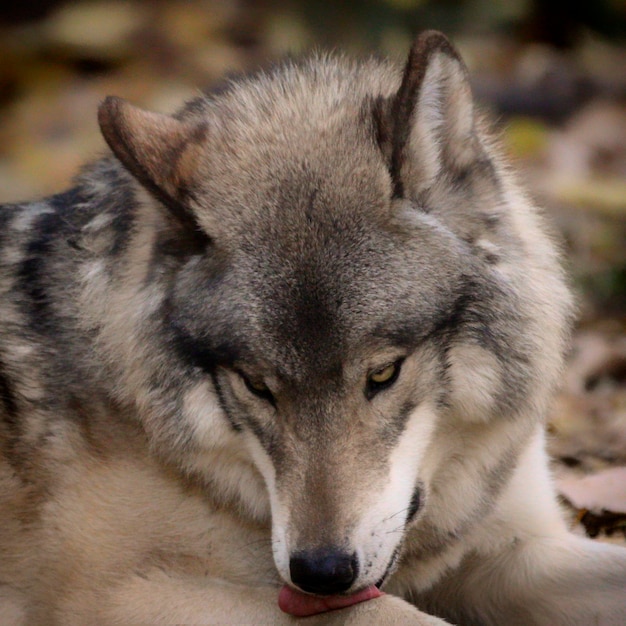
[387,31,478,198]
[98,96,207,234]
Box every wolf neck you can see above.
[71,163,186,417]
[59,161,269,520]
[71,161,171,393]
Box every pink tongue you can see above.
[278,584,382,617]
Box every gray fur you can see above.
[1,31,624,625]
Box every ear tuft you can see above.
[98,96,206,204]
[98,97,210,244]
[389,31,478,198]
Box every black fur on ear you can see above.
[383,31,478,199]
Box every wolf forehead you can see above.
[169,193,466,381]
[174,58,402,232]
[157,61,457,359]
[100,46,514,381]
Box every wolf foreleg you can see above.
[89,572,452,626]
[443,534,626,626]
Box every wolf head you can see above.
[96,32,572,596]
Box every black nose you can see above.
[289,549,358,595]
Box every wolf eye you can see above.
[370,363,397,384]
[239,372,275,404]
[366,360,403,398]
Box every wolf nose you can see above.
[289,549,358,595]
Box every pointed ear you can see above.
[389,31,479,198]
[98,96,207,232]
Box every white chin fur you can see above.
[351,401,438,585]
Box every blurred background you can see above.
[0,0,625,537]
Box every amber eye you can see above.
[370,363,397,384]
[239,372,275,404]
[247,379,269,393]
[366,359,403,398]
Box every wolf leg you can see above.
[454,434,626,625]
[90,572,451,626]
[442,534,626,626]
[407,430,626,625]
[499,535,625,626]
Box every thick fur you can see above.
[1,31,625,625]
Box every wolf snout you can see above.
[289,548,358,595]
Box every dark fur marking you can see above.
[16,187,113,334]
[481,212,501,231]
[427,279,476,345]
[106,195,139,257]
[0,204,17,247]
[50,186,86,212]
[406,483,423,524]
[18,212,64,334]
[153,223,210,262]
[390,42,429,198]
[237,410,280,459]
[373,321,433,352]
[371,95,393,168]
[423,272,533,419]
[169,320,240,375]
[0,356,19,438]
[389,399,418,442]
[429,274,517,357]
[269,267,344,372]
[69,161,137,257]
[390,32,462,199]
[209,372,242,433]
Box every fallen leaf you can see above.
[556,466,626,513]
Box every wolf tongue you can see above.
[278,584,382,617]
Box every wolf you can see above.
[1,30,625,625]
